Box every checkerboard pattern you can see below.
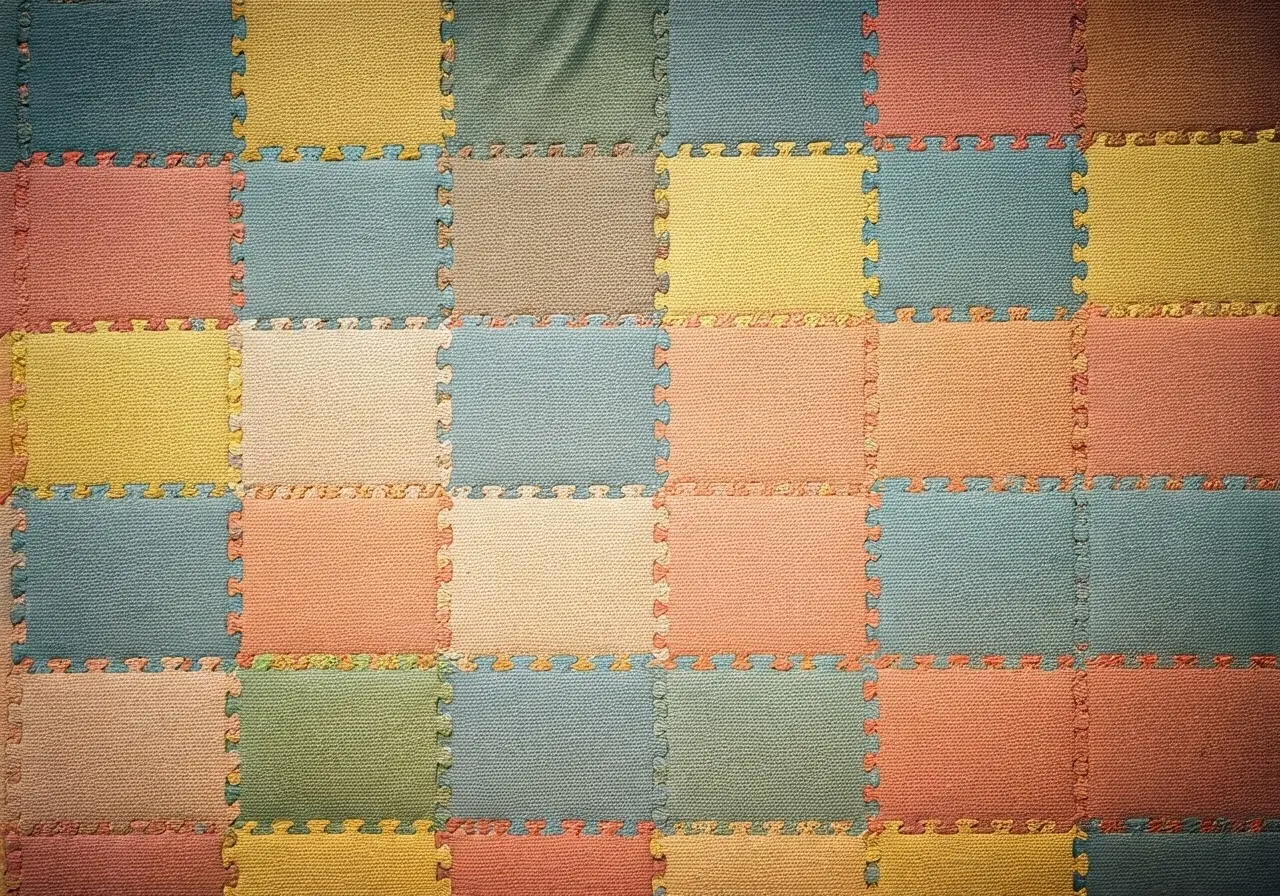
[3,2,1279,894]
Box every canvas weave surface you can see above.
[3,1,1279,894]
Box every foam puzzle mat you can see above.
[2,1,1279,894]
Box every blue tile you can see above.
[1085,831,1280,896]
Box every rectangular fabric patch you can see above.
[443,322,662,493]
[235,0,449,157]
[232,666,450,827]
[1084,316,1280,477]
[446,495,659,658]
[24,163,235,324]
[660,325,867,487]
[448,155,656,317]
[662,665,871,826]
[660,493,872,661]
[446,663,658,830]
[1086,668,1280,821]
[869,141,1083,319]
[13,492,237,668]
[444,829,656,896]
[225,823,447,896]
[237,153,449,320]
[656,830,867,896]
[1087,488,1280,659]
[873,828,1077,896]
[874,484,1077,659]
[1080,139,1280,308]
[873,668,1077,830]
[20,327,232,489]
[237,327,448,487]
[16,832,231,896]
[1083,831,1280,896]
[16,672,234,824]
[236,492,448,656]
[875,321,1075,480]
[658,148,874,318]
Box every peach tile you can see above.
[876,321,1075,479]
[238,493,447,655]
[1088,668,1280,820]
[657,831,867,896]
[661,494,871,659]
[875,668,1077,829]
[444,829,655,896]
[1086,316,1280,476]
[661,325,865,486]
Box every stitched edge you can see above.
[653,0,669,153]
[7,333,23,490]
[1069,0,1086,134]
[1071,144,1088,304]
[861,3,878,142]
[435,149,454,317]
[1071,307,1090,826]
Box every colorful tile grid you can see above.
[2,1,1278,894]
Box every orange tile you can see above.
[237,493,447,655]
[1088,668,1280,820]
[1,172,15,331]
[25,162,234,324]
[1086,316,1280,476]
[661,494,871,659]
[444,829,655,896]
[875,668,1077,830]
[876,321,1075,479]
[661,325,866,486]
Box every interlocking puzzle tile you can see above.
[875,321,1075,480]
[23,161,235,327]
[448,0,662,148]
[233,666,450,827]
[1084,0,1280,135]
[662,664,871,827]
[226,821,447,896]
[655,829,867,896]
[235,0,449,158]
[237,151,449,320]
[1088,488,1280,660]
[1080,138,1280,308]
[665,0,872,147]
[14,671,235,824]
[446,662,658,830]
[1083,831,1280,896]
[1085,317,1280,476]
[443,322,662,493]
[448,156,656,317]
[873,828,1077,896]
[13,492,237,669]
[16,832,232,896]
[660,494,872,661]
[660,325,867,487]
[870,140,1084,320]
[1087,668,1280,821]
[237,327,448,487]
[658,147,874,317]
[447,495,659,658]
[874,668,1076,830]
[867,0,1079,139]
[23,0,240,156]
[444,828,656,896]
[20,327,233,489]
[236,492,448,656]
[874,485,1076,659]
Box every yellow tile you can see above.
[656,828,867,896]
[658,144,875,318]
[20,325,232,489]
[234,0,451,158]
[872,825,1081,896]
[1080,134,1280,309]
[226,821,448,896]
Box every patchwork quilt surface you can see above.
[2,1,1279,894]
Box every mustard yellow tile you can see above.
[226,821,448,896]
[872,825,1081,896]
[1081,134,1280,309]
[656,828,867,896]
[657,144,875,318]
[234,0,451,158]
[20,325,232,489]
